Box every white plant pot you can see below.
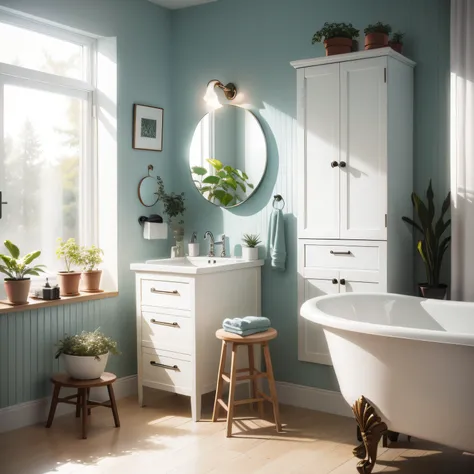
[242,246,259,261]
[63,352,109,380]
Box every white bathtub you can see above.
[301,293,474,454]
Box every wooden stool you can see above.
[45,372,120,439]
[212,328,282,437]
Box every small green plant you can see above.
[55,329,119,360]
[0,240,45,280]
[402,180,451,287]
[312,22,359,43]
[156,176,186,225]
[364,22,392,35]
[56,238,81,272]
[391,31,404,43]
[242,234,261,248]
[79,245,104,272]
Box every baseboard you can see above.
[0,375,137,434]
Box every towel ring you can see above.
[273,194,285,210]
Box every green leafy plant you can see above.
[156,176,186,225]
[79,245,104,272]
[402,180,451,287]
[312,22,359,43]
[391,31,404,43]
[56,238,81,272]
[364,22,392,35]
[242,234,261,248]
[0,240,45,280]
[192,159,254,207]
[55,329,119,360]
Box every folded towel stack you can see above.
[223,316,271,336]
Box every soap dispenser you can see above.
[188,231,199,257]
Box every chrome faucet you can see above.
[204,231,226,258]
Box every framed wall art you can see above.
[133,104,164,151]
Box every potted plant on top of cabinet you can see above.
[56,238,82,297]
[242,234,261,261]
[389,31,404,54]
[364,22,391,50]
[79,245,104,293]
[312,22,359,56]
[402,180,451,300]
[0,240,45,305]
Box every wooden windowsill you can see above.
[0,290,119,315]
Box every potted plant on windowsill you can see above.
[389,31,404,54]
[55,329,119,380]
[56,238,82,296]
[312,22,359,56]
[0,240,45,305]
[79,245,104,293]
[364,22,391,50]
[242,234,261,261]
[402,180,451,300]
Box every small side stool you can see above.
[212,328,282,437]
[46,372,120,439]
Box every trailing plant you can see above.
[79,245,104,272]
[242,234,261,248]
[55,329,119,360]
[156,176,186,225]
[364,22,392,35]
[391,31,404,43]
[192,159,254,207]
[0,240,45,280]
[56,238,81,272]
[402,180,451,287]
[312,22,359,43]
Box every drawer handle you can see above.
[332,278,338,284]
[340,278,346,285]
[330,250,352,256]
[150,288,179,295]
[150,361,180,371]
[150,319,180,328]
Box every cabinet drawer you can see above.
[141,279,191,310]
[142,311,192,354]
[304,242,382,271]
[141,348,192,395]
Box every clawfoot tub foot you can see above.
[352,396,388,474]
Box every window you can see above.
[0,11,96,277]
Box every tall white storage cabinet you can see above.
[292,48,415,365]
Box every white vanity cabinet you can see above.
[131,258,263,421]
[292,48,415,365]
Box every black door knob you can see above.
[332,278,338,284]
[340,278,346,285]
[339,161,347,168]
[331,161,339,168]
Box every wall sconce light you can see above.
[203,79,237,108]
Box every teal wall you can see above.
[170,0,450,391]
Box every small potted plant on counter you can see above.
[0,240,45,305]
[312,22,359,56]
[364,22,391,50]
[402,180,451,299]
[389,31,404,54]
[56,238,82,296]
[55,329,119,380]
[79,245,104,293]
[242,234,261,261]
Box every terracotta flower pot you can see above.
[389,42,403,54]
[81,270,102,292]
[57,272,81,296]
[4,279,31,304]
[418,283,448,300]
[365,32,389,50]
[324,37,353,56]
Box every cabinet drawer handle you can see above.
[330,250,352,255]
[339,161,347,168]
[332,278,338,284]
[150,319,179,328]
[331,161,339,168]
[150,288,179,295]
[340,278,346,285]
[150,361,180,371]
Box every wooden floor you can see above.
[1,392,473,474]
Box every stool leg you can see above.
[247,345,259,413]
[81,388,88,439]
[75,389,81,418]
[87,388,91,416]
[212,340,227,422]
[46,384,61,428]
[107,383,120,428]
[226,343,238,438]
[263,342,282,432]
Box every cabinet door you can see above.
[340,58,387,240]
[298,64,340,239]
[340,270,386,293]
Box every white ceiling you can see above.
[148,0,217,9]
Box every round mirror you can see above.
[189,105,267,208]
[138,175,159,207]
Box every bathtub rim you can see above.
[300,292,474,348]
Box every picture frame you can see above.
[133,104,164,151]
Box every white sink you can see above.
[130,256,264,274]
